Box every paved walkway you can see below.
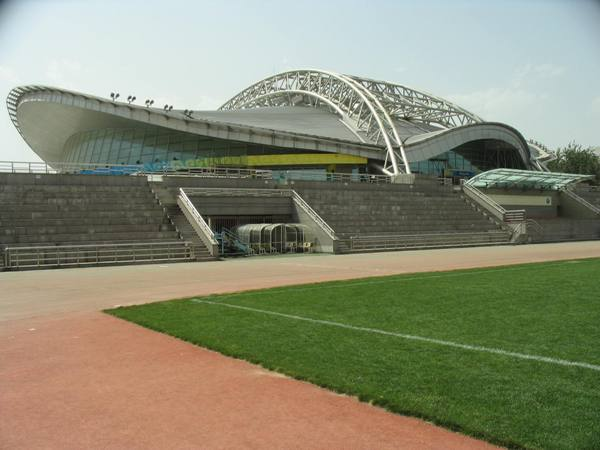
[2,242,600,449]
[2,241,600,322]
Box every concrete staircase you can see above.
[150,183,214,259]
[0,173,210,269]
[295,178,511,252]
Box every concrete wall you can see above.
[291,204,335,253]
[191,196,293,216]
[558,192,600,219]
[482,188,559,219]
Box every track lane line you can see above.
[191,299,600,372]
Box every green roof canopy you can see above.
[466,169,593,190]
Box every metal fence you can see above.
[462,183,525,223]
[177,188,220,256]
[0,161,392,184]
[341,231,509,252]
[3,241,195,269]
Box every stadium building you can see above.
[7,69,552,178]
[1,70,599,270]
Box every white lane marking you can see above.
[191,299,600,372]
[204,258,595,300]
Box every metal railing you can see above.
[183,187,291,197]
[562,188,600,215]
[291,190,337,241]
[0,161,143,175]
[462,184,525,223]
[0,161,393,185]
[182,187,338,242]
[341,231,509,252]
[161,166,273,179]
[216,227,254,256]
[525,219,544,234]
[280,170,392,184]
[3,241,195,269]
[177,188,219,256]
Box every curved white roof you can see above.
[6,69,538,174]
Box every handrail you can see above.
[4,240,191,251]
[183,187,291,197]
[462,184,525,223]
[562,188,600,215]
[347,231,505,239]
[158,166,273,179]
[525,219,544,234]
[4,241,195,269]
[219,227,254,255]
[282,170,392,184]
[343,231,509,251]
[0,161,392,184]
[291,190,337,241]
[0,161,144,175]
[177,188,219,256]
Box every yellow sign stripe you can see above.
[174,153,367,168]
[246,153,367,166]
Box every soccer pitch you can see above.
[107,258,600,449]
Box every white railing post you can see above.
[177,188,220,257]
[462,184,525,223]
[562,189,600,215]
[291,190,337,241]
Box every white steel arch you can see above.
[220,70,407,175]
[220,69,485,176]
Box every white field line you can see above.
[191,299,600,372]
[204,258,590,300]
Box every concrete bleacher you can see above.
[530,218,600,243]
[0,173,212,269]
[294,177,511,251]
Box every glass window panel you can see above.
[90,129,106,162]
[117,130,133,164]
[130,130,145,164]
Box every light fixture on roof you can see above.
[145,99,154,107]
[127,95,136,104]
[163,104,173,113]
[183,109,194,118]
[110,92,120,102]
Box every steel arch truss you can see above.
[220,70,409,175]
[220,70,484,176]
[347,76,483,128]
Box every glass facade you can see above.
[62,126,296,165]
[409,140,526,176]
[409,150,478,175]
[62,127,526,176]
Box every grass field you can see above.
[107,258,600,449]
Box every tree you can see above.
[547,142,600,183]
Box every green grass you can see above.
[106,258,600,449]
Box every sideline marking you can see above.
[205,258,596,301]
[191,299,600,372]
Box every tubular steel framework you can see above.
[220,69,484,176]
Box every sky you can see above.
[0,0,599,161]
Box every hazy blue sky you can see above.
[0,0,598,161]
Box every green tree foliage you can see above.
[547,142,600,183]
